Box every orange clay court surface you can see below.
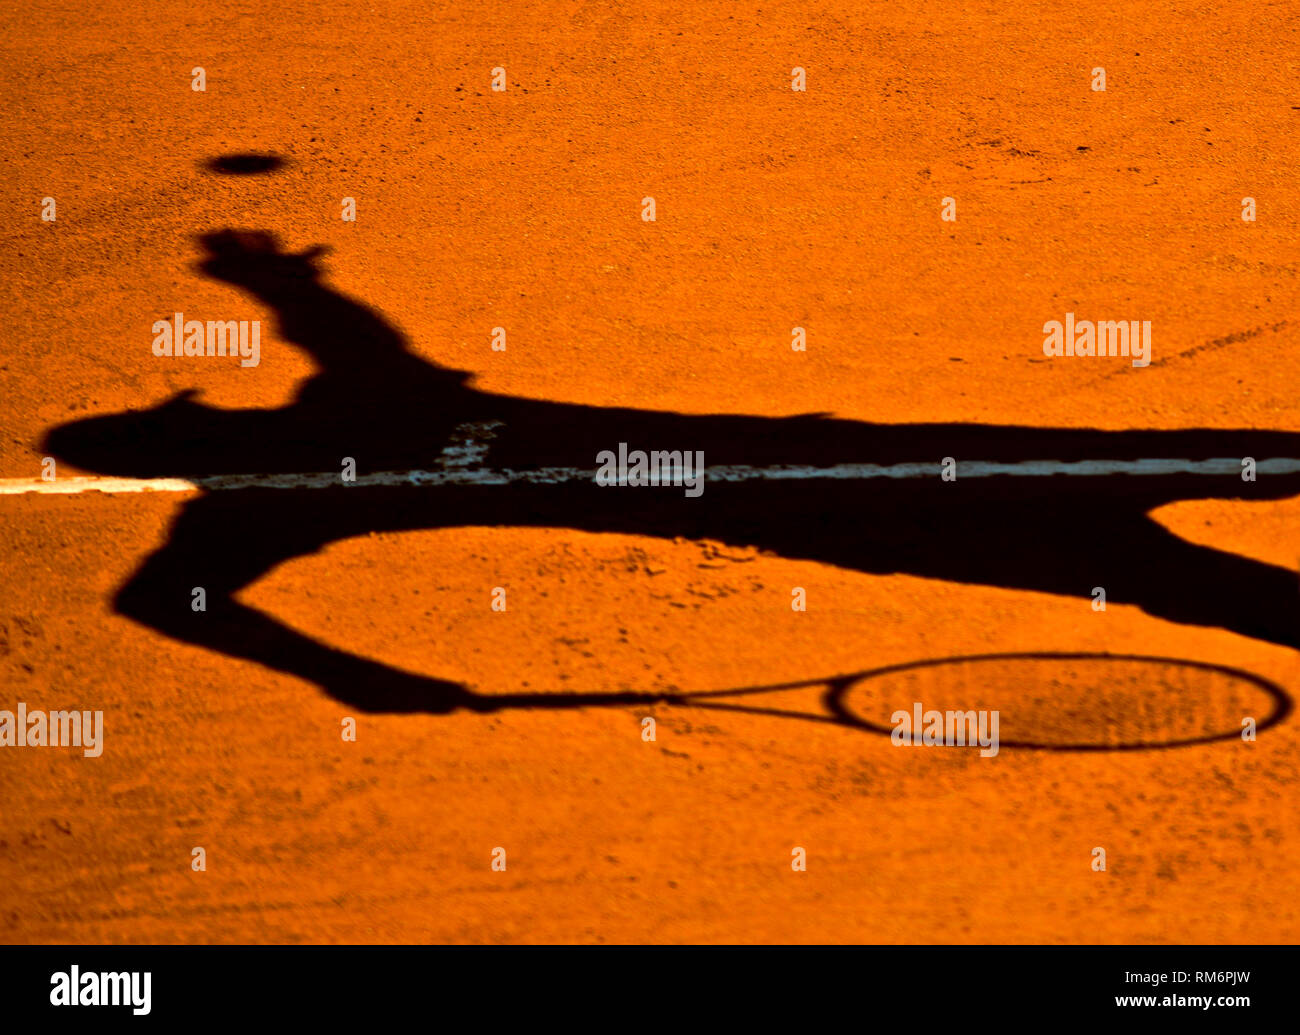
[2,0,1299,943]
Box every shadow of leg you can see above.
[1108,518,1300,650]
[114,493,479,714]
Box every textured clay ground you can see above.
[1,1,1298,942]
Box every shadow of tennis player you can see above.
[41,229,1300,713]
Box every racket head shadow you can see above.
[824,652,1292,751]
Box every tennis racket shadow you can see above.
[483,651,1293,753]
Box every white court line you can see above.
[3,457,1299,496]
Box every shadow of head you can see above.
[196,229,330,292]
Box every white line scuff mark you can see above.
[2,458,1298,497]
[437,420,505,469]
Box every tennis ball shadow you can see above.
[203,153,288,175]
